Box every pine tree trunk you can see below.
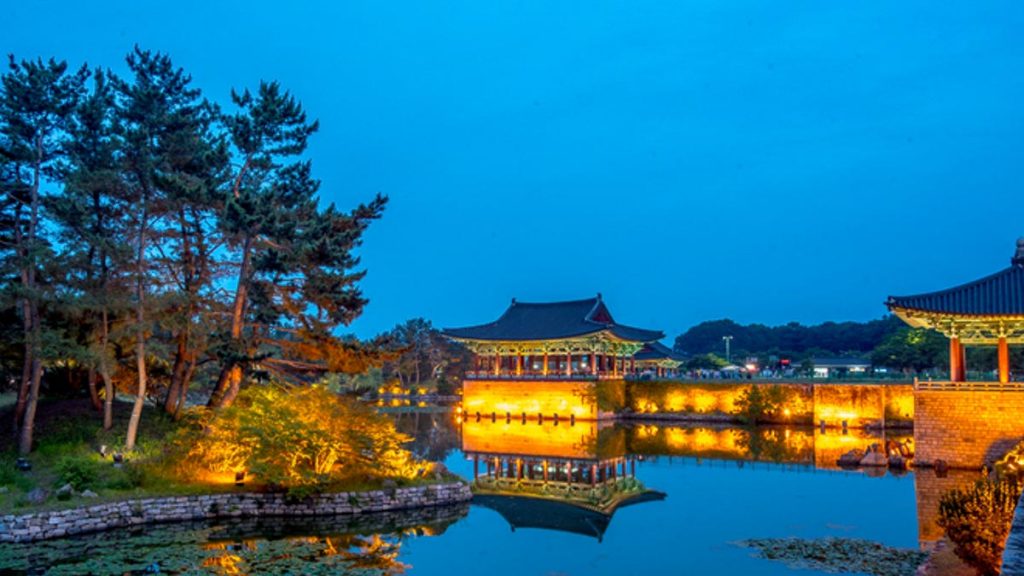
[12,202,31,432]
[17,142,43,453]
[165,334,186,415]
[18,354,42,455]
[87,369,101,411]
[100,305,114,430]
[126,205,148,452]
[208,235,252,408]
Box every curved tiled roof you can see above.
[886,263,1024,316]
[633,341,683,361]
[442,295,664,343]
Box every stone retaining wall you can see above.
[0,482,472,543]
[914,390,1024,469]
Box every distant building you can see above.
[811,357,870,378]
[633,341,684,378]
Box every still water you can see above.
[1,411,982,575]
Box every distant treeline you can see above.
[673,317,903,360]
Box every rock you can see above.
[80,490,98,499]
[26,488,48,505]
[56,484,74,500]
[0,486,8,494]
[860,451,888,467]
[837,449,865,467]
[888,455,907,470]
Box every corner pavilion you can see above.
[887,239,1024,386]
[443,295,665,419]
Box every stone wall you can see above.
[462,379,614,420]
[0,482,472,543]
[914,390,1024,469]
[812,384,914,428]
[623,381,913,428]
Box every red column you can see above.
[630,357,636,375]
[949,337,963,382]
[494,354,501,376]
[516,354,523,376]
[591,353,598,375]
[566,353,572,376]
[999,336,1010,384]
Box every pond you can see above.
[0,411,983,575]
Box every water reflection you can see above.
[0,504,469,575]
[460,419,665,541]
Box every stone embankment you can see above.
[0,482,471,543]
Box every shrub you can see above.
[176,384,420,491]
[55,456,101,491]
[938,476,1022,576]
[734,385,787,424]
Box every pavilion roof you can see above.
[886,241,1024,317]
[472,491,666,541]
[633,341,683,361]
[442,295,664,343]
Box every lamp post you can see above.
[722,336,733,364]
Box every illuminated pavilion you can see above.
[632,341,684,378]
[886,239,1024,385]
[443,294,664,378]
[443,295,664,419]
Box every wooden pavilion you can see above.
[886,239,1024,385]
[631,341,684,378]
[443,294,664,379]
[444,295,664,419]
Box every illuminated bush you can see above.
[938,476,1022,576]
[176,385,420,490]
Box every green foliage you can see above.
[938,476,1022,576]
[675,316,903,358]
[55,455,100,490]
[684,353,728,370]
[734,385,788,424]
[870,327,948,373]
[177,385,420,491]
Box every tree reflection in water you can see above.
[0,504,469,576]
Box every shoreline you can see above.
[0,481,471,543]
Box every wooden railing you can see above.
[914,377,1024,392]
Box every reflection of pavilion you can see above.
[462,419,665,541]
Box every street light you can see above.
[722,336,733,363]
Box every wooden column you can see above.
[591,353,598,375]
[516,354,523,376]
[566,353,572,376]
[999,336,1010,384]
[543,460,549,482]
[473,456,479,479]
[542,352,549,376]
[949,337,964,382]
[494,354,501,376]
[630,357,636,375]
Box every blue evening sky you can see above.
[7,1,1024,340]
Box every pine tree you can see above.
[50,68,131,429]
[0,56,87,453]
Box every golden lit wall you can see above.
[626,382,913,428]
[463,379,608,420]
[627,382,814,423]
[461,419,609,460]
[915,390,1024,468]
[812,385,914,428]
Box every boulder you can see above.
[0,486,8,494]
[56,483,74,500]
[888,455,908,470]
[80,489,99,498]
[26,488,48,504]
[837,449,865,467]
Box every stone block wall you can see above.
[914,390,1024,469]
[0,482,472,543]
[812,384,914,428]
[462,379,607,420]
